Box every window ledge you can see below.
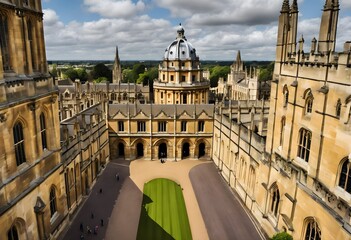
[333,186,351,202]
[293,157,309,172]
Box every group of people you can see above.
[79,212,104,239]
[160,158,166,163]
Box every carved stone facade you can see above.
[0,1,66,239]
[213,1,351,239]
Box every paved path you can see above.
[61,159,265,240]
[190,162,265,240]
[59,159,130,240]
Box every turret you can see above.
[317,0,339,53]
[113,46,122,83]
[287,0,298,55]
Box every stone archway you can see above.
[137,143,144,158]
[118,142,125,157]
[198,142,206,158]
[158,143,167,159]
[182,142,190,159]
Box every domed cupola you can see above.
[164,24,197,61]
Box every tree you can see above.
[63,67,78,81]
[90,63,112,82]
[76,68,88,83]
[258,61,274,81]
[137,67,158,85]
[271,232,293,240]
[209,65,230,87]
[50,64,58,77]
[94,77,108,83]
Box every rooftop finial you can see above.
[176,23,185,39]
[291,0,298,12]
[281,0,290,13]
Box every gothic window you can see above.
[338,158,351,193]
[336,99,341,118]
[304,218,321,240]
[13,122,26,166]
[40,113,47,150]
[303,89,313,115]
[181,121,187,132]
[123,92,127,100]
[118,121,124,132]
[198,121,204,132]
[49,187,57,217]
[305,97,313,114]
[158,121,167,132]
[280,117,286,147]
[0,15,11,71]
[283,85,289,108]
[269,185,280,217]
[137,121,146,132]
[297,128,311,162]
[111,93,116,101]
[7,225,19,240]
[182,76,186,82]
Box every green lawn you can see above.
[137,178,192,240]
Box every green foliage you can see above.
[91,63,112,82]
[271,232,293,240]
[76,68,88,82]
[258,61,274,81]
[122,68,134,83]
[62,67,89,82]
[209,65,230,87]
[51,64,58,77]
[94,77,108,83]
[137,67,158,85]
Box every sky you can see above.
[42,0,351,61]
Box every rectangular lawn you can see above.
[137,178,192,240]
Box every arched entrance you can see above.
[158,143,167,159]
[182,142,190,158]
[198,143,206,158]
[137,143,144,158]
[118,143,125,157]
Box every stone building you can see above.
[112,46,122,84]
[213,1,351,239]
[154,25,210,105]
[60,102,109,213]
[217,51,260,101]
[0,0,67,239]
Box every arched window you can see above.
[339,158,351,193]
[280,117,286,147]
[305,97,313,114]
[283,85,289,107]
[248,166,256,195]
[7,225,19,240]
[0,14,11,71]
[304,218,321,240]
[304,89,313,114]
[13,122,26,166]
[49,187,57,217]
[336,99,341,118]
[270,185,280,217]
[297,128,312,162]
[40,113,47,150]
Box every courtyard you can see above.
[60,158,265,240]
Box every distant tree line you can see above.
[50,60,273,85]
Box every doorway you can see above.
[158,143,167,159]
[182,142,190,158]
[198,143,205,158]
[137,143,144,158]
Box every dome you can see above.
[164,26,197,61]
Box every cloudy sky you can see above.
[42,0,351,61]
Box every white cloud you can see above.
[341,0,351,9]
[155,0,283,26]
[42,0,351,61]
[84,0,146,18]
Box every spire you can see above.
[291,0,298,12]
[236,50,241,64]
[281,0,290,13]
[115,46,120,62]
